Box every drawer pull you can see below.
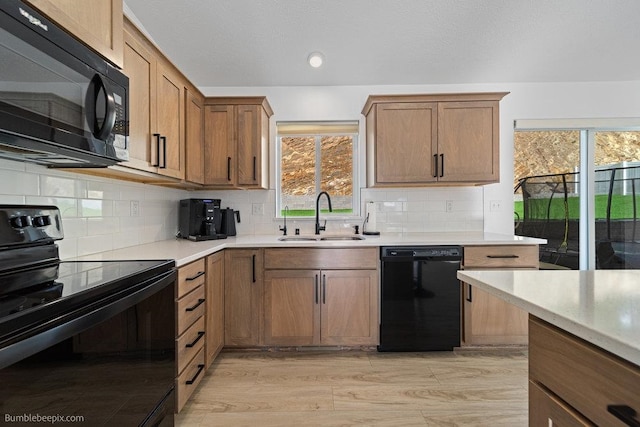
[186,364,205,385]
[186,271,205,281]
[486,255,519,259]
[466,283,473,302]
[608,405,640,427]
[185,298,205,312]
[185,331,205,348]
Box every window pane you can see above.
[594,131,640,269]
[320,136,353,214]
[281,137,315,216]
[514,130,580,269]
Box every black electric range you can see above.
[0,205,177,426]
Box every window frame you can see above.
[275,122,360,220]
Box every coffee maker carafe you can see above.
[179,199,226,241]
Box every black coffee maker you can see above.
[178,199,226,241]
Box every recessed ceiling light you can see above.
[307,52,324,68]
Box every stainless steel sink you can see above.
[277,236,318,241]
[277,235,366,242]
[319,236,366,241]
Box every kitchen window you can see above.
[276,121,359,218]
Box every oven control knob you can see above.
[10,215,31,229]
[32,215,51,227]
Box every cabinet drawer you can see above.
[529,317,640,426]
[178,259,206,298]
[176,347,205,412]
[463,245,538,268]
[177,285,205,335]
[529,381,593,426]
[176,316,205,375]
[264,248,378,270]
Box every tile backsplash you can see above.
[0,158,485,259]
[195,186,484,235]
[0,159,188,259]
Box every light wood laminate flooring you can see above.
[176,348,528,426]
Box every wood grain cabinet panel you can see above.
[203,97,273,189]
[205,251,224,367]
[264,248,379,347]
[175,261,207,412]
[362,92,508,187]
[185,89,205,185]
[121,19,187,180]
[529,316,640,426]
[26,0,124,67]
[461,244,537,346]
[224,249,264,347]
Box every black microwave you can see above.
[0,0,128,167]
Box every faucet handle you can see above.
[279,224,287,236]
[320,219,327,232]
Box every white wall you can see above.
[200,80,640,235]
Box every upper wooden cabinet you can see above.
[203,97,273,189]
[185,89,205,185]
[362,92,508,187]
[122,19,186,180]
[26,0,124,67]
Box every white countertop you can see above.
[457,269,640,366]
[70,232,544,267]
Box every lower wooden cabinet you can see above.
[529,316,640,426]
[263,248,379,347]
[462,284,528,345]
[461,245,537,345]
[224,249,264,347]
[264,269,378,346]
[205,251,224,367]
[529,381,592,426]
[175,259,206,412]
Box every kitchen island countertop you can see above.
[69,232,544,267]
[457,269,640,366]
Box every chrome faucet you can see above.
[315,192,333,235]
[279,205,288,236]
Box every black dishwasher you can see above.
[379,246,462,351]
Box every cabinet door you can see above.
[264,270,320,346]
[26,0,124,67]
[437,101,499,183]
[321,270,378,346]
[236,105,267,188]
[122,29,156,173]
[155,62,184,179]
[462,283,528,345]
[204,105,236,186]
[185,89,205,185]
[375,102,437,184]
[224,249,263,346]
[205,252,224,367]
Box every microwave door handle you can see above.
[89,74,116,140]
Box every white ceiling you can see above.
[124,0,640,88]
